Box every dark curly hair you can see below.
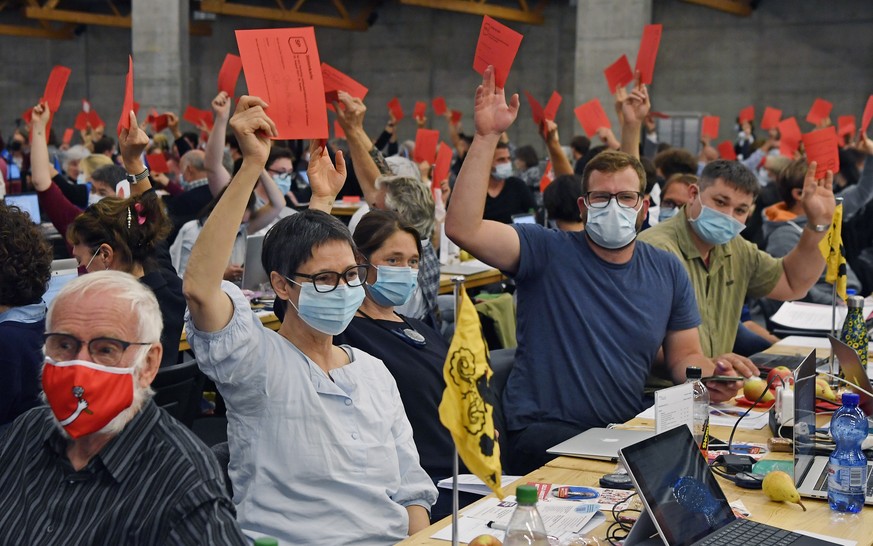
[0,202,52,306]
[67,191,171,273]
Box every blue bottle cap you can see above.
[842,392,860,406]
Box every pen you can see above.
[486,521,507,531]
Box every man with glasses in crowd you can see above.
[0,271,245,544]
[446,67,742,474]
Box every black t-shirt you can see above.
[140,268,185,368]
[334,314,460,479]
[483,176,536,224]
[164,185,213,245]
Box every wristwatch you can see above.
[808,223,829,233]
[127,167,149,185]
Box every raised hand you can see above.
[335,91,367,132]
[540,119,559,144]
[854,130,873,156]
[801,161,836,227]
[473,65,519,138]
[119,110,150,166]
[212,91,232,120]
[166,111,182,138]
[620,72,650,126]
[229,96,277,167]
[307,140,346,207]
[30,102,51,130]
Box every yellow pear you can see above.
[815,378,837,402]
[743,377,775,403]
[762,471,806,511]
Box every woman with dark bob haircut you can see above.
[182,97,436,545]
[0,202,53,433]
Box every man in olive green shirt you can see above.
[639,159,836,366]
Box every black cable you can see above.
[727,374,783,454]
[605,491,640,544]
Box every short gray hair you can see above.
[376,175,435,239]
[180,149,206,173]
[61,145,90,171]
[47,271,163,344]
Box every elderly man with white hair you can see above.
[0,271,245,545]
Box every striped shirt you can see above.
[0,401,246,545]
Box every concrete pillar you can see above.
[132,0,189,115]
[575,0,652,127]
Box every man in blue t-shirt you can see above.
[446,68,753,473]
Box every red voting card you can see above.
[43,65,71,113]
[74,112,88,131]
[524,91,544,125]
[133,101,140,116]
[432,97,447,117]
[544,91,561,121]
[574,98,611,138]
[324,90,339,105]
[333,119,346,140]
[806,98,832,126]
[604,54,633,93]
[778,117,802,157]
[183,106,214,131]
[152,114,169,133]
[414,128,440,165]
[414,101,427,120]
[218,53,243,97]
[146,153,169,174]
[539,160,554,193]
[450,110,462,124]
[635,24,662,85]
[236,27,328,140]
[341,195,361,203]
[62,128,74,146]
[87,109,104,129]
[473,15,523,88]
[838,115,856,138]
[321,63,368,100]
[802,126,840,178]
[862,95,873,135]
[650,111,670,119]
[432,141,453,189]
[738,106,755,124]
[717,141,737,160]
[117,55,134,136]
[388,97,404,121]
[761,107,782,130]
[701,116,719,139]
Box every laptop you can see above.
[241,233,269,291]
[547,428,654,461]
[793,348,873,504]
[620,425,838,546]
[4,193,41,224]
[828,334,873,416]
[43,269,78,307]
[511,212,536,225]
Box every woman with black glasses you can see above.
[182,97,436,546]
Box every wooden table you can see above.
[400,418,873,545]
[438,269,506,295]
[331,202,364,217]
[179,311,280,352]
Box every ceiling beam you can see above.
[0,22,73,39]
[680,0,753,17]
[399,0,546,24]
[199,0,378,30]
[25,6,131,28]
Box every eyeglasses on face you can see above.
[44,333,152,366]
[285,264,369,293]
[583,191,643,210]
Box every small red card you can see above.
[539,160,554,193]
[414,101,427,120]
[777,117,802,157]
[862,95,873,135]
[432,97,447,117]
[524,91,544,125]
[717,141,737,160]
[574,98,611,138]
[473,15,523,88]
[450,110,462,124]
[62,128,74,146]
[414,128,440,165]
[217,53,243,97]
[146,153,169,174]
[116,55,134,136]
[701,116,720,139]
[806,98,833,126]
[388,97,404,121]
[43,65,71,113]
[432,141,453,189]
[838,115,856,138]
[635,24,663,85]
[802,126,840,179]
[604,54,633,93]
[760,107,782,130]
[738,106,755,124]
[543,91,561,121]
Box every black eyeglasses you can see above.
[44,333,152,366]
[286,264,369,293]
[583,191,643,210]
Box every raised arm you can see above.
[444,65,522,274]
[334,91,386,207]
[29,103,53,193]
[619,73,650,159]
[307,139,347,214]
[540,119,573,176]
[183,96,276,333]
[205,92,233,196]
[118,110,153,196]
[247,169,285,233]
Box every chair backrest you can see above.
[489,348,515,469]
[151,359,205,429]
[211,441,233,497]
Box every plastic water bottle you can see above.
[504,484,550,546]
[686,367,710,454]
[839,294,868,373]
[827,392,868,513]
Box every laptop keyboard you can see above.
[813,463,873,496]
[694,519,803,546]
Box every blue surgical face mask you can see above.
[88,193,104,206]
[585,199,640,250]
[658,206,679,223]
[492,162,513,180]
[76,173,87,185]
[688,195,746,245]
[367,266,418,307]
[274,172,292,195]
[285,281,365,336]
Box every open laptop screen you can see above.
[620,426,735,546]
[794,351,819,488]
[4,193,41,224]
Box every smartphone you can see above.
[702,375,744,383]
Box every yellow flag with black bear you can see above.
[438,286,504,498]
[817,202,847,301]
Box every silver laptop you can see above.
[828,334,873,416]
[4,193,41,223]
[620,425,838,546]
[547,427,654,461]
[793,348,873,504]
[241,233,269,291]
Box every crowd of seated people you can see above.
[3,34,873,543]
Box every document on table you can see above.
[654,382,693,434]
[440,259,493,275]
[709,403,770,430]
[437,474,523,496]
[770,298,873,331]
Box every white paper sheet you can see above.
[436,474,523,496]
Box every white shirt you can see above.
[170,220,247,277]
[186,282,437,545]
